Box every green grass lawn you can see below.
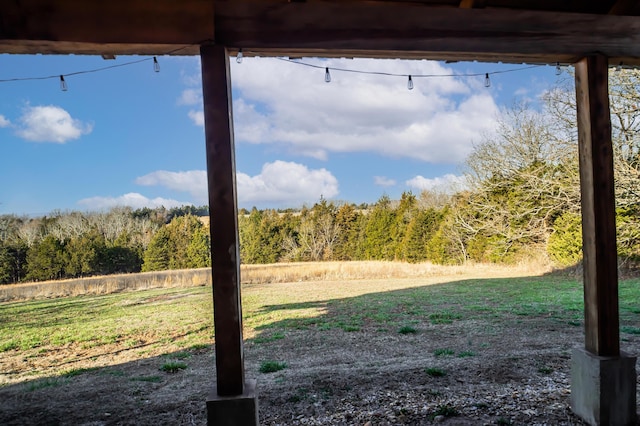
[2,273,640,382]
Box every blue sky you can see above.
[0,54,561,216]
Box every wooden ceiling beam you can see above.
[213,1,640,64]
[0,0,214,55]
[609,0,640,15]
[2,0,640,65]
[459,0,487,9]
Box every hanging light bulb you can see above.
[325,67,331,83]
[59,75,68,91]
[153,57,160,73]
[555,62,562,76]
[236,49,243,64]
[407,75,414,90]
[484,73,491,88]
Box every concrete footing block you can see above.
[207,379,259,426]
[571,347,637,425]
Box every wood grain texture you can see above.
[1,0,640,63]
[575,55,620,357]
[200,44,245,396]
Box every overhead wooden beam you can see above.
[609,0,640,15]
[214,1,640,59]
[2,0,640,63]
[200,43,245,396]
[0,0,214,55]
[575,55,620,357]
[459,0,487,9]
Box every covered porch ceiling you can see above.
[2,0,640,65]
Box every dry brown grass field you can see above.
[2,261,639,425]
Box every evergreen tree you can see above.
[26,235,66,281]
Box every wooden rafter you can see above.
[2,1,640,65]
[459,0,486,9]
[609,0,640,15]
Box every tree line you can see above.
[0,206,211,284]
[2,68,640,283]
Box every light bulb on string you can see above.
[153,57,160,73]
[555,62,562,76]
[484,73,491,88]
[59,75,68,91]
[236,49,243,64]
[407,75,414,90]
[325,67,331,83]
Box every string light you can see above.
[0,40,553,92]
[555,62,561,76]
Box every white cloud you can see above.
[177,89,202,106]
[0,115,10,127]
[135,161,339,207]
[222,57,499,163]
[374,176,396,187]
[78,193,188,210]
[16,105,93,143]
[136,170,208,202]
[406,174,468,193]
[237,161,338,206]
[188,110,204,126]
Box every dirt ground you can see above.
[1,276,639,425]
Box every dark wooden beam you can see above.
[213,1,640,62]
[609,0,640,15]
[200,43,245,396]
[2,1,640,64]
[0,0,214,55]
[575,55,620,357]
[459,0,487,9]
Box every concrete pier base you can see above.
[571,348,637,425]
[207,379,258,426]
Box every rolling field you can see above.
[1,262,639,425]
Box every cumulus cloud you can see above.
[406,174,468,193]
[177,88,202,106]
[188,110,204,126]
[0,115,10,127]
[136,170,208,202]
[78,193,188,210]
[16,105,93,143]
[237,161,338,205]
[222,57,499,163]
[374,176,396,187]
[135,161,339,207]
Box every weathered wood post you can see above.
[200,43,258,426]
[571,54,636,426]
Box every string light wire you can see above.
[0,44,195,84]
[275,57,545,81]
[0,42,552,89]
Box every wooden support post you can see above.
[575,55,620,357]
[200,44,245,396]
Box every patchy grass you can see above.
[425,367,447,377]
[3,264,640,389]
[433,348,455,357]
[160,362,187,373]
[398,325,417,334]
[259,361,287,373]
